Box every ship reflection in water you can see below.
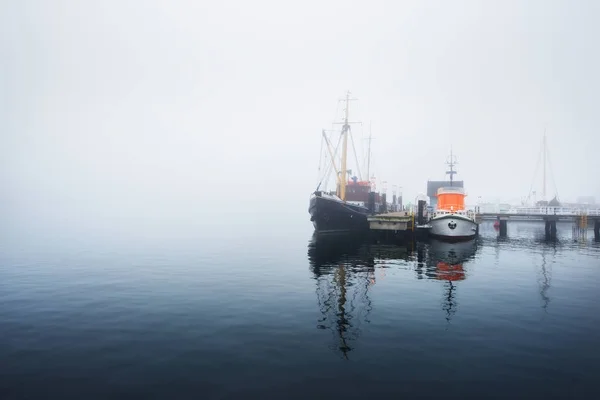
[307,234,479,358]
[419,238,478,324]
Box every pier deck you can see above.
[475,207,600,239]
[367,211,414,231]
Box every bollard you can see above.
[368,192,375,214]
[417,200,427,226]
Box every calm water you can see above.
[1,221,600,399]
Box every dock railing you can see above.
[467,206,600,217]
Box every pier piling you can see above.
[417,200,427,226]
[498,219,507,237]
[544,217,557,239]
[595,219,600,241]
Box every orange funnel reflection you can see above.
[435,262,465,281]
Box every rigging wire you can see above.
[369,142,378,181]
[318,131,334,189]
[348,125,363,180]
[317,133,324,185]
[546,144,560,201]
[315,99,343,191]
[321,130,343,190]
[362,121,374,180]
[526,138,544,203]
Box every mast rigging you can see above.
[543,130,546,201]
[445,147,457,186]
[525,130,559,205]
[367,121,372,183]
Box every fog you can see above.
[2,0,599,241]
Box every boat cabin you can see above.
[344,176,381,204]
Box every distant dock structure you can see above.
[477,206,600,240]
[366,202,600,241]
[475,132,600,241]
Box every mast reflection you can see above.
[537,240,555,312]
[307,233,479,357]
[307,233,379,359]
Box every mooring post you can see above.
[368,192,375,214]
[419,200,428,226]
[499,218,507,237]
[595,219,600,241]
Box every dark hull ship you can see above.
[309,183,382,233]
[309,92,385,233]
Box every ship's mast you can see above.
[366,121,372,189]
[446,147,457,186]
[339,91,351,201]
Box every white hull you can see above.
[429,238,478,264]
[429,214,478,239]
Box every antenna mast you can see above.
[446,147,457,186]
[367,121,372,183]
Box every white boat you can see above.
[428,151,478,240]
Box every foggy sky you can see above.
[2,0,599,237]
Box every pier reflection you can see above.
[307,234,479,358]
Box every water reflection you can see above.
[307,234,380,359]
[419,238,478,281]
[536,241,556,312]
[307,234,479,358]
[479,224,562,313]
[426,239,478,324]
[538,250,551,312]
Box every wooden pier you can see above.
[367,211,432,240]
[368,206,600,241]
[367,211,413,232]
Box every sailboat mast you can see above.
[542,131,546,201]
[339,91,350,201]
[367,121,372,186]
